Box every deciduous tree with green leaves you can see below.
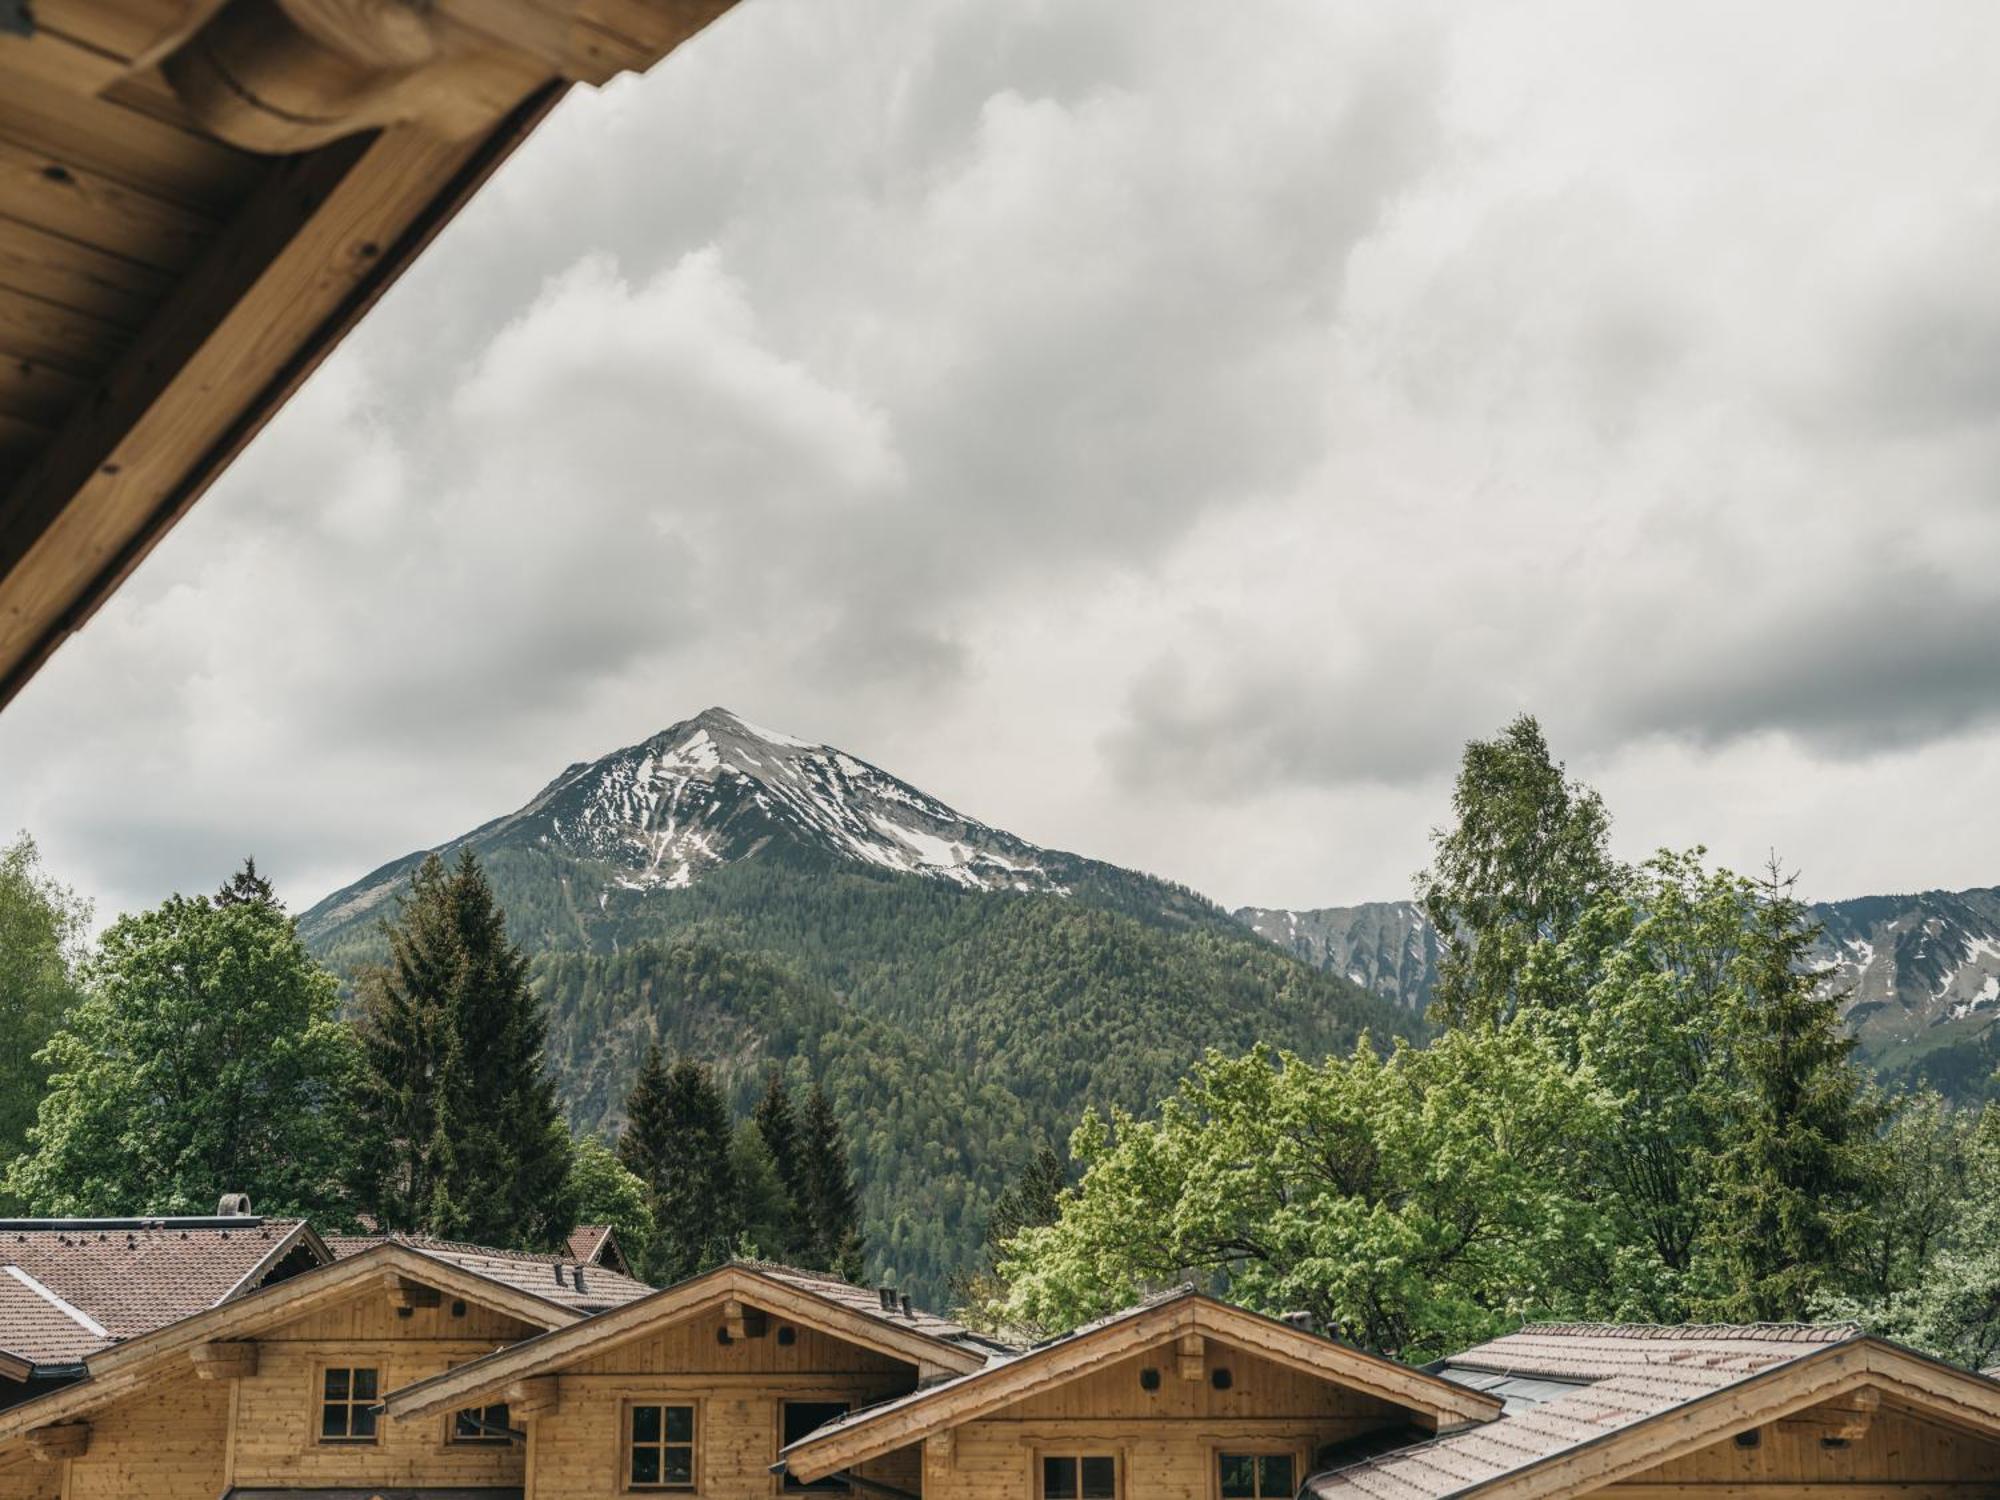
[7,862,356,1217]
[1418,714,1620,1030]
[569,1130,657,1282]
[988,1030,1613,1359]
[0,833,89,1201]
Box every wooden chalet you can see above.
[0,0,742,713]
[5,1220,2000,1500]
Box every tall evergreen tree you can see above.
[215,856,277,908]
[352,850,576,1248]
[798,1082,864,1279]
[619,1049,738,1283]
[1418,714,1619,1029]
[1698,860,1886,1320]
[752,1069,804,1258]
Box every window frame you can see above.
[447,1395,516,1447]
[1036,1449,1123,1500]
[313,1362,382,1447]
[623,1397,700,1493]
[1213,1445,1305,1500]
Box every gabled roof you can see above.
[0,1267,108,1372]
[1304,1323,2000,1500]
[0,1239,579,1445]
[0,1215,327,1364]
[323,1231,653,1314]
[567,1223,624,1271]
[384,1261,999,1424]
[778,1289,1505,1483]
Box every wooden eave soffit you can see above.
[190,1339,259,1380]
[48,0,738,153]
[384,1271,441,1311]
[1776,1386,1881,1442]
[26,1422,89,1462]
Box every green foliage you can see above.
[730,1125,792,1264]
[350,851,576,1248]
[989,1031,1613,1360]
[568,1131,657,1280]
[798,1082,864,1280]
[1842,1104,2000,1367]
[1418,714,1618,1029]
[7,864,356,1218]
[458,860,1409,1304]
[1696,862,1889,1321]
[753,1070,806,1258]
[618,1047,739,1283]
[0,833,89,1204]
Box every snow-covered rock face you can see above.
[490,708,1063,895]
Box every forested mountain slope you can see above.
[299,712,1410,1300]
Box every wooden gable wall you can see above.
[1596,1390,2000,1497]
[923,1341,1418,1500]
[529,1299,923,1499]
[226,1284,544,1491]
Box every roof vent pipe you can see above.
[878,1286,896,1312]
[1282,1311,1315,1333]
[900,1294,913,1318]
[217,1193,252,1216]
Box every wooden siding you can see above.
[226,1289,543,1491]
[60,1364,229,1500]
[0,1444,61,1499]
[528,1304,921,1499]
[924,1343,1410,1500]
[1595,1393,2000,1497]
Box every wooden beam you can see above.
[25,1422,89,1462]
[1178,1331,1205,1382]
[189,1339,258,1380]
[506,1374,559,1420]
[1776,1386,1880,1441]
[384,1271,442,1310]
[0,83,563,711]
[926,1429,954,1469]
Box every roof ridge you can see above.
[1511,1320,1859,1342]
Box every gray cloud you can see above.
[4,0,2000,922]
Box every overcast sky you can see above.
[4,0,2000,924]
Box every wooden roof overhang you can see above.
[778,1291,1506,1484]
[383,1263,992,1424]
[0,0,740,712]
[0,1240,578,1448]
[1461,1336,2000,1500]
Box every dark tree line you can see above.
[617,1050,863,1285]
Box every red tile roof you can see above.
[0,1267,108,1366]
[322,1232,653,1314]
[0,1218,322,1351]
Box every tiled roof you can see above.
[0,1218,320,1350]
[567,1225,615,1265]
[1303,1323,1862,1500]
[0,1267,109,1366]
[738,1260,1003,1354]
[323,1233,653,1314]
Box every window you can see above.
[1218,1453,1295,1500]
[628,1403,696,1490]
[319,1366,379,1443]
[781,1403,851,1490]
[452,1398,513,1445]
[1042,1455,1118,1500]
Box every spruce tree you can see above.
[619,1050,738,1283]
[1699,860,1886,1320]
[352,850,576,1249]
[798,1082,864,1279]
[752,1069,805,1259]
[215,856,277,908]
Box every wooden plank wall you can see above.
[926,1344,1411,1500]
[58,1364,229,1499]
[1598,1395,2000,1497]
[226,1289,543,1491]
[0,1443,61,1499]
[528,1304,923,1499]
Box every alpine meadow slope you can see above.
[299,708,1411,1301]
